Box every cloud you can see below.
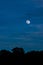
[8,30,43,45]
[27,8,43,17]
[32,0,43,7]
[29,24,43,31]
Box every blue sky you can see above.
[0,0,43,51]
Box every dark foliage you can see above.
[0,47,43,65]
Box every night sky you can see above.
[0,0,43,52]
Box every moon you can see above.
[26,20,30,24]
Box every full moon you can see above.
[26,20,30,24]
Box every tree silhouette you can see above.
[12,47,24,56]
[0,50,11,56]
[0,47,43,64]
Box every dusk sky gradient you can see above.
[0,0,43,51]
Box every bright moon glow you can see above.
[26,20,30,24]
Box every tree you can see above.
[12,47,25,56]
[0,50,11,56]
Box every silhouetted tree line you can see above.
[0,47,43,65]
